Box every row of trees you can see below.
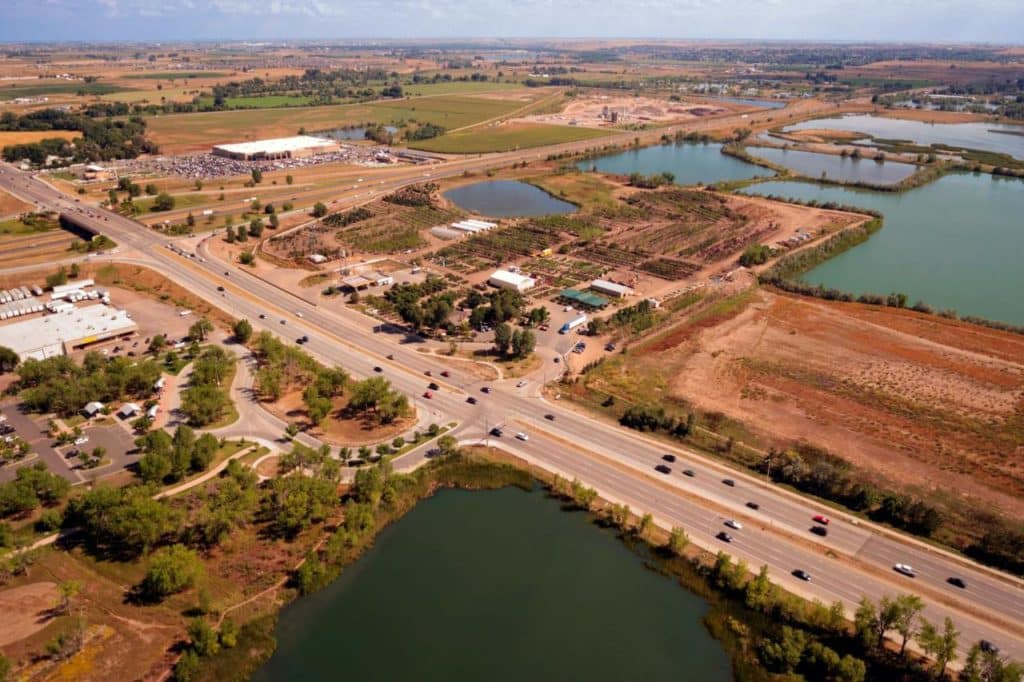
[137,424,219,485]
[0,109,157,165]
[17,352,163,418]
[180,346,234,427]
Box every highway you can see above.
[2,152,1023,661]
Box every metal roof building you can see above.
[211,135,341,161]
[488,269,536,292]
[0,304,137,360]
[590,279,634,298]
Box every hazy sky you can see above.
[3,0,1023,43]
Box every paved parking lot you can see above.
[0,401,82,483]
[62,421,139,482]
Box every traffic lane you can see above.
[503,430,1024,659]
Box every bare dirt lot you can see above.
[0,188,35,216]
[265,390,414,446]
[521,95,728,127]
[0,582,59,647]
[667,290,1024,519]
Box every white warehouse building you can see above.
[488,269,536,292]
[0,305,137,360]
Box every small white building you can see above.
[82,401,104,418]
[590,279,634,298]
[118,403,141,419]
[489,269,536,292]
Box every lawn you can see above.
[0,82,126,100]
[0,216,59,235]
[401,81,526,96]
[134,193,211,213]
[196,95,316,109]
[146,93,545,153]
[410,122,612,154]
[102,87,198,103]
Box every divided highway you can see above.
[2,158,1022,661]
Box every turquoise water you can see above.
[577,142,774,185]
[740,174,1024,324]
[749,147,918,185]
[444,180,578,217]
[253,486,731,682]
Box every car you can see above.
[440,370,450,377]
[722,478,736,487]
[812,514,830,525]
[127,350,136,357]
[724,519,742,530]
[224,271,230,276]
[259,313,266,319]
[428,382,439,391]
[425,370,433,377]
[746,501,760,510]
[662,454,677,463]
[811,525,829,537]
[979,640,1000,654]
[605,343,616,352]
[683,469,696,477]
[373,366,383,373]
[386,354,394,360]
[544,413,555,421]
[423,391,433,399]
[295,312,303,318]
[217,286,225,292]
[280,319,286,325]
[655,464,671,474]
[792,569,812,582]
[74,436,88,446]
[490,427,503,437]
[947,577,967,589]
[466,396,478,405]
[516,380,527,388]
[296,337,306,345]
[716,532,733,543]
[539,324,549,331]
[893,563,916,577]
[481,386,491,394]
[553,357,560,363]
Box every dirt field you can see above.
[0,582,59,647]
[265,389,414,446]
[662,290,1024,519]
[851,60,1024,86]
[522,95,728,128]
[0,130,82,146]
[0,188,35,217]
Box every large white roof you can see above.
[489,269,536,288]
[212,135,336,155]
[0,304,137,360]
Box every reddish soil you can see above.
[264,389,414,446]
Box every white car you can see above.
[725,519,743,530]
[295,312,303,318]
[73,436,88,446]
[894,563,916,577]
[516,380,527,388]
[515,432,529,442]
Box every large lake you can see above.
[578,142,774,185]
[253,486,732,682]
[741,174,1024,324]
[781,114,1024,160]
[749,147,918,186]
[444,180,578,217]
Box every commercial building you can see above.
[0,304,137,360]
[488,269,536,292]
[590,279,634,298]
[211,135,341,161]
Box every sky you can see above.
[3,0,1024,43]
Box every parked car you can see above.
[481,386,491,394]
[893,563,916,577]
[792,569,812,582]
[74,436,88,446]
[516,380,527,388]
[980,640,1000,654]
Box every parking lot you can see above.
[57,421,139,481]
[0,401,82,483]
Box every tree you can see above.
[187,618,220,657]
[250,167,262,184]
[188,318,213,342]
[148,334,166,354]
[668,526,689,556]
[239,250,255,265]
[0,346,19,374]
[144,183,158,195]
[893,593,926,656]
[311,202,328,218]
[152,192,175,211]
[174,650,201,681]
[248,218,264,238]
[46,266,68,289]
[436,435,458,456]
[233,319,253,343]
[493,322,512,355]
[918,617,959,679]
[141,544,203,600]
[511,329,536,359]
[285,174,294,185]
[181,384,228,427]
[186,212,195,227]
[759,626,807,673]
[637,512,654,539]
[57,580,81,616]
[855,596,902,650]
[744,564,775,611]
[269,213,279,229]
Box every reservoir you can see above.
[749,146,918,186]
[740,174,1024,325]
[780,114,1024,161]
[443,180,578,217]
[253,486,731,682]
[578,142,773,185]
[320,125,398,140]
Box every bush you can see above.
[141,544,204,600]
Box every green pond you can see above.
[741,173,1024,325]
[577,142,774,185]
[253,486,732,682]
[443,180,578,217]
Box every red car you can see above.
[440,370,450,377]
[813,514,830,525]
[423,391,433,399]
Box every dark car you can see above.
[386,354,394,360]
[296,337,306,345]
[947,577,967,589]
[424,370,432,377]
[440,370,450,377]
[980,640,1000,654]
[65,449,79,459]
[224,271,230,276]
[716,531,733,543]
[428,382,439,391]
[217,286,225,292]
[722,479,736,487]
[373,366,383,373]
[746,501,760,510]
[662,454,677,463]
[259,313,266,319]
[792,569,812,582]
[682,469,695,477]
[490,427,503,437]
[301,335,309,343]
[544,413,555,421]
[811,525,829,537]
[466,396,478,405]
[655,464,671,474]
[481,386,491,394]
[280,319,286,325]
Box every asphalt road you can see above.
[2,151,1023,661]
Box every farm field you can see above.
[410,122,613,153]
[0,81,126,100]
[101,87,200,103]
[400,81,527,96]
[120,71,232,80]
[0,130,83,146]
[146,92,548,153]
[196,95,317,109]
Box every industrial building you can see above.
[211,135,341,161]
[488,269,536,292]
[0,305,137,360]
[590,279,634,298]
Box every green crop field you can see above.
[103,87,198,103]
[134,193,211,214]
[120,71,231,80]
[147,93,544,153]
[410,123,612,154]
[401,81,525,96]
[0,82,126,100]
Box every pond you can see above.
[780,114,1024,160]
[577,142,773,185]
[748,147,918,186]
[709,97,787,110]
[740,173,1024,324]
[253,486,732,682]
[320,125,398,140]
[443,180,578,217]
